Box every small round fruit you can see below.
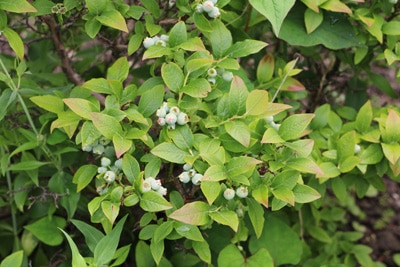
[192,173,203,185]
[101,157,111,167]
[143,37,155,49]
[165,113,177,125]
[178,171,191,183]
[223,188,235,200]
[236,186,248,198]
[104,171,116,183]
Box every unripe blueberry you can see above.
[167,124,176,130]
[202,0,214,12]
[99,137,111,146]
[158,117,166,126]
[160,34,169,42]
[207,77,216,84]
[92,144,105,155]
[104,171,116,183]
[207,68,217,78]
[389,0,398,4]
[142,180,152,193]
[179,171,191,183]
[169,106,180,115]
[195,4,203,13]
[177,112,189,125]
[101,157,111,167]
[165,113,177,125]
[183,163,192,171]
[354,144,361,154]
[192,173,203,185]
[208,6,220,18]
[97,166,107,174]
[145,177,162,190]
[265,116,274,123]
[222,71,233,81]
[223,188,235,200]
[82,144,92,152]
[161,102,169,112]
[270,121,280,131]
[155,39,167,47]
[156,108,167,118]
[188,169,197,177]
[236,186,248,198]
[143,37,155,49]
[97,187,108,195]
[157,186,167,196]
[210,0,218,4]
[114,158,123,169]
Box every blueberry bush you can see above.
[0,0,400,266]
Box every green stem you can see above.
[271,57,299,103]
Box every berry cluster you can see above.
[51,3,66,14]
[178,164,204,185]
[141,177,167,196]
[196,0,221,18]
[82,137,113,156]
[223,186,249,200]
[143,35,169,49]
[96,157,123,194]
[156,102,189,130]
[207,67,233,84]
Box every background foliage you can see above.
[0,0,400,266]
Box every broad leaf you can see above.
[169,201,210,226]
[107,57,129,82]
[228,76,248,116]
[278,114,314,141]
[72,164,97,192]
[71,219,104,253]
[63,98,99,119]
[30,95,64,113]
[201,181,221,205]
[245,89,269,116]
[246,198,264,238]
[293,184,321,203]
[96,9,128,32]
[225,39,268,58]
[140,191,173,212]
[224,121,250,147]
[151,143,190,164]
[161,62,184,92]
[168,21,187,47]
[209,210,239,232]
[59,229,86,267]
[25,216,66,246]
[3,27,24,60]
[90,112,123,139]
[0,0,37,13]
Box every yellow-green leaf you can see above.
[2,27,24,60]
[96,9,128,32]
[0,0,37,13]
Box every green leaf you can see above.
[279,5,361,49]
[257,54,275,83]
[368,72,397,98]
[31,0,54,16]
[72,164,97,192]
[140,191,173,212]
[96,9,128,32]
[0,0,37,12]
[71,219,104,253]
[246,248,274,267]
[201,181,221,205]
[304,8,323,34]
[226,156,261,179]
[0,250,23,267]
[135,241,156,267]
[272,187,295,206]
[113,134,132,158]
[228,76,248,116]
[142,0,161,18]
[94,215,127,266]
[107,57,129,82]
[245,89,269,116]
[142,45,172,59]
[59,229,87,267]
[249,214,302,266]
[224,121,250,147]
[161,62,184,92]
[192,241,211,264]
[384,109,400,143]
[381,143,400,165]
[308,225,332,243]
[25,216,66,246]
[179,37,206,51]
[168,124,194,150]
[169,201,211,226]
[122,154,140,184]
[337,131,356,163]
[138,84,164,117]
[175,223,205,241]
[30,95,64,114]
[287,158,324,176]
[90,112,123,139]
[85,17,102,38]
[278,114,314,141]
[203,165,227,182]
[383,21,400,35]
[209,210,239,232]
[63,98,99,119]
[284,139,314,157]
[82,78,113,94]
[339,156,361,173]
[102,201,120,225]
[153,221,174,243]
[181,78,211,98]
[261,127,285,144]
[225,39,268,58]
[293,184,321,203]
[86,0,107,14]
[150,239,164,265]
[151,143,190,164]
[2,27,24,60]
[217,244,244,267]
[246,198,265,238]
[128,34,144,55]
[168,21,187,47]
[203,19,232,58]
[317,162,341,179]
[331,177,347,203]
[355,101,372,133]
[249,0,295,35]
[8,160,50,171]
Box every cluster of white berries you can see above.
[265,116,280,131]
[156,102,189,130]
[207,67,233,84]
[82,137,112,155]
[196,0,220,18]
[178,164,203,185]
[96,157,123,194]
[143,34,169,49]
[141,177,167,196]
[223,186,249,200]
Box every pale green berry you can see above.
[92,144,105,155]
[207,68,217,78]
[114,158,123,169]
[145,177,162,190]
[104,171,116,183]
[167,124,176,130]
[179,172,191,183]
[208,6,220,18]
[158,117,166,126]
[183,163,192,171]
[143,37,155,49]
[188,169,197,177]
[195,4,203,12]
[97,166,107,174]
[160,34,169,42]
[101,157,111,167]
[354,144,361,154]
[161,102,169,112]
[265,116,274,123]
[155,39,167,47]
[236,186,248,198]
[169,106,180,115]
[222,71,233,81]
[165,113,177,125]
[142,180,152,193]
[156,108,167,118]
[223,188,235,200]
[207,77,216,84]
[202,0,214,12]
[210,0,218,4]
[99,137,111,146]
[157,186,167,196]
[82,144,92,152]
[191,173,203,185]
[177,112,189,125]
